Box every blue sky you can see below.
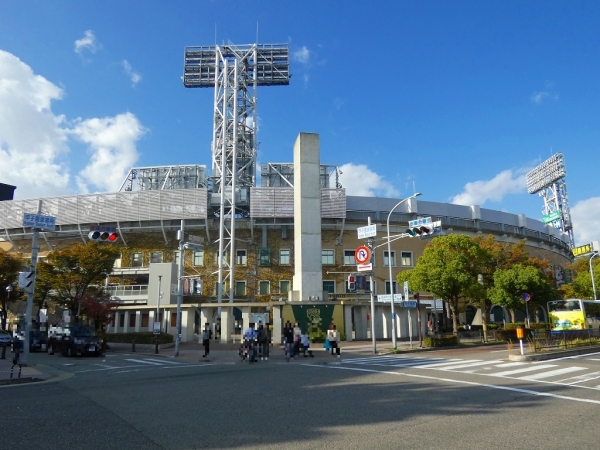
[1,1,599,246]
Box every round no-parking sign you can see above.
[355,245,371,264]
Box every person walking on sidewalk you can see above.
[283,321,294,361]
[293,322,302,356]
[327,324,341,357]
[257,323,270,360]
[201,323,212,358]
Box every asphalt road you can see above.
[2,348,600,450]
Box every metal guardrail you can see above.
[528,329,600,352]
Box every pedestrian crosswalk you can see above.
[74,356,204,374]
[340,355,600,389]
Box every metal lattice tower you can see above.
[526,153,575,248]
[183,42,290,302]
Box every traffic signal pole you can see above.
[368,217,377,355]
[23,200,42,365]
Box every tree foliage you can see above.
[0,249,22,330]
[41,242,120,318]
[398,234,485,333]
[559,256,600,300]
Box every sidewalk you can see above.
[0,356,55,385]
[107,339,419,364]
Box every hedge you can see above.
[104,332,174,345]
[423,335,458,348]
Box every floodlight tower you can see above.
[525,153,575,248]
[183,42,290,302]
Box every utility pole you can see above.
[368,217,376,355]
[175,220,185,357]
[23,200,42,365]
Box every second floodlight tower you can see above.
[526,153,575,248]
[183,42,290,301]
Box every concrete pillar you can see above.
[343,305,353,342]
[381,307,390,339]
[114,311,120,332]
[272,305,283,344]
[123,311,129,333]
[134,311,140,332]
[182,310,194,342]
[220,307,232,343]
[292,133,323,301]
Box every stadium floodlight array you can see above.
[526,153,566,194]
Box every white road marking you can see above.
[436,361,503,371]
[561,371,600,385]
[491,364,557,377]
[124,358,164,365]
[142,358,183,365]
[520,367,586,381]
[306,364,600,405]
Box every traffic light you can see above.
[406,225,434,237]
[88,231,119,242]
[347,275,356,291]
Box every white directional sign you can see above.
[357,263,372,272]
[23,213,56,230]
[377,294,403,303]
[357,224,377,239]
[408,217,431,228]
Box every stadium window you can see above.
[193,250,204,266]
[279,249,290,265]
[323,280,335,293]
[383,251,396,267]
[129,313,136,328]
[259,280,270,295]
[322,249,335,265]
[141,313,149,328]
[235,281,246,297]
[131,252,143,268]
[280,280,290,294]
[344,250,355,265]
[236,249,247,265]
[401,251,413,267]
[150,251,163,264]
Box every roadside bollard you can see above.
[154,337,159,354]
[132,338,136,353]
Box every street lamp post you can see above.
[590,252,599,300]
[387,192,422,349]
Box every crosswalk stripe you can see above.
[410,359,470,369]
[436,360,503,371]
[124,358,163,366]
[561,371,600,385]
[142,358,183,365]
[493,362,528,368]
[491,364,557,377]
[520,367,586,381]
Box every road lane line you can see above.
[491,364,557,377]
[304,364,600,405]
[124,358,163,365]
[142,358,184,365]
[519,367,586,381]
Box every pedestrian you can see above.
[300,332,313,357]
[327,324,340,357]
[258,322,270,360]
[201,323,212,358]
[283,321,294,361]
[293,322,302,356]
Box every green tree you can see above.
[560,256,599,300]
[43,243,120,319]
[0,249,22,330]
[398,234,485,333]
[488,263,556,323]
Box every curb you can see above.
[508,346,600,362]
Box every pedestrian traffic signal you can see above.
[88,231,119,242]
[347,275,356,291]
[406,225,434,237]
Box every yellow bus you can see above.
[547,299,600,331]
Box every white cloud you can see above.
[71,113,146,193]
[0,49,145,199]
[451,169,527,206]
[0,50,71,198]
[122,60,142,86]
[338,163,399,197]
[74,30,99,55]
[571,197,600,246]
[293,46,310,64]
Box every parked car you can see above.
[29,330,48,352]
[0,329,11,345]
[48,325,101,357]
